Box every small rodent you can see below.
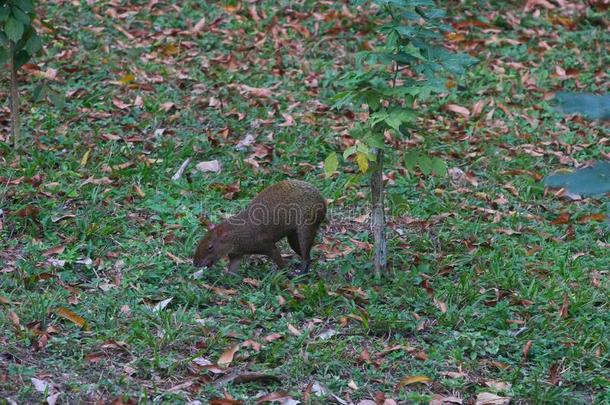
[193,179,326,274]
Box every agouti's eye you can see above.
[208,245,213,251]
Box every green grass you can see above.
[1,1,609,404]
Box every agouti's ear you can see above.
[215,226,230,239]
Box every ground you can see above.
[0,0,609,404]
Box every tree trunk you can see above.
[370,147,387,277]
[9,43,20,148]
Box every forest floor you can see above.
[1,1,608,404]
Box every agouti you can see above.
[193,180,326,274]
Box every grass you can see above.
[1,0,609,404]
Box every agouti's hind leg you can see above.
[268,245,286,269]
[296,224,320,273]
[287,231,301,256]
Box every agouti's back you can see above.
[193,179,326,274]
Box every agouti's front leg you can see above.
[227,255,241,274]
[268,245,285,269]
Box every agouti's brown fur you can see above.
[193,180,326,274]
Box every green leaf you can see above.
[48,89,66,110]
[343,145,357,159]
[404,151,419,171]
[385,108,416,131]
[4,17,23,42]
[0,4,9,21]
[419,156,433,176]
[0,46,9,65]
[24,31,41,54]
[32,83,47,101]
[14,49,30,68]
[431,158,447,177]
[324,152,339,177]
[16,0,35,13]
[363,133,385,149]
[11,7,30,25]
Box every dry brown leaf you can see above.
[160,102,175,112]
[577,213,607,223]
[10,205,40,218]
[551,212,571,225]
[43,245,65,257]
[112,98,131,110]
[210,399,243,405]
[242,277,261,287]
[559,293,569,318]
[55,307,90,330]
[195,160,222,173]
[256,391,293,403]
[396,375,432,389]
[430,395,463,405]
[287,323,301,336]
[201,283,237,296]
[522,340,532,360]
[239,84,272,98]
[191,16,206,34]
[263,333,283,342]
[217,344,241,368]
[475,392,510,405]
[434,298,448,313]
[445,104,470,119]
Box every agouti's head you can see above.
[193,224,231,268]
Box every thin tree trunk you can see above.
[9,43,20,148]
[370,147,386,277]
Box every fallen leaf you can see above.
[191,16,206,34]
[577,213,607,223]
[112,98,131,110]
[210,400,243,405]
[31,377,52,394]
[242,277,261,287]
[239,84,272,98]
[445,104,470,119]
[263,333,283,342]
[43,245,65,257]
[287,323,301,336]
[195,160,222,173]
[559,293,569,318]
[396,375,432,389]
[10,205,40,218]
[475,392,510,405]
[217,344,241,368]
[160,102,175,112]
[80,148,92,166]
[119,73,135,85]
[201,283,237,296]
[430,395,463,405]
[551,212,571,225]
[54,307,90,330]
[434,298,448,313]
[47,392,60,405]
[255,391,293,403]
[485,380,512,391]
[152,297,173,313]
[522,340,532,360]
[9,311,20,328]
